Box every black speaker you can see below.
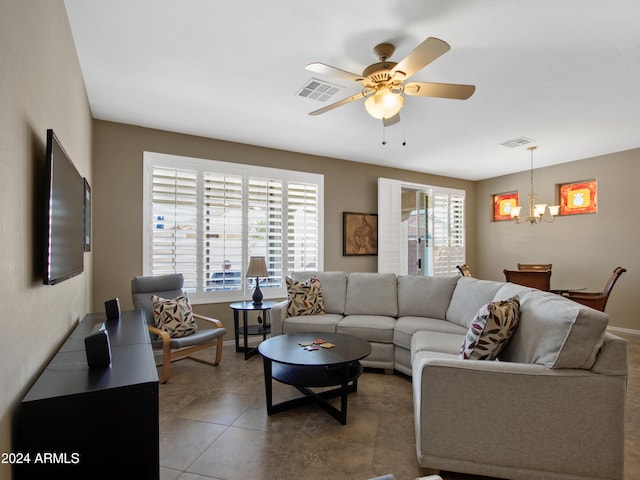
[105,298,121,320]
[84,323,112,368]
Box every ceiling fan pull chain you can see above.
[381,122,387,146]
[402,121,407,146]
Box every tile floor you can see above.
[158,331,640,480]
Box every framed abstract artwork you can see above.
[559,180,597,216]
[493,192,519,221]
[343,212,378,255]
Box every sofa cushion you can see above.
[446,277,505,328]
[286,276,325,317]
[282,313,342,334]
[292,271,347,314]
[344,272,398,317]
[496,286,609,369]
[397,275,459,318]
[336,315,395,343]
[362,342,394,370]
[151,294,198,338]
[411,330,466,357]
[459,296,520,360]
[394,316,468,350]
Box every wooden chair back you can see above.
[456,264,471,277]
[503,269,551,291]
[517,263,552,271]
[564,267,627,312]
[602,267,627,296]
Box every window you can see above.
[377,178,465,277]
[431,189,465,276]
[143,152,323,303]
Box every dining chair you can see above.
[456,264,472,277]
[564,267,627,312]
[503,269,551,291]
[131,273,226,383]
[517,263,552,271]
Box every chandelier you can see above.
[511,146,560,224]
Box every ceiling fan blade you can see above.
[390,37,451,80]
[383,114,401,127]
[308,92,366,116]
[305,62,366,83]
[404,81,476,100]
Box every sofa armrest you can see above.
[592,332,628,375]
[269,300,288,335]
[412,354,626,479]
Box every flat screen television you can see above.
[43,129,84,285]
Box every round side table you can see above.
[229,300,279,360]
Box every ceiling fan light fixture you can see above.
[306,37,475,120]
[364,88,404,119]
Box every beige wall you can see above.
[2,5,636,474]
[476,148,640,330]
[0,1,93,477]
[92,120,476,331]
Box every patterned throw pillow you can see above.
[286,276,325,317]
[151,294,198,338]
[459,296,520,360]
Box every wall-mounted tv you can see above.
[43,129,84,285]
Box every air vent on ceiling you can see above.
[297,78,343,102]
[499,136,536,148]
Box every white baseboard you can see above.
[607,326,640,336]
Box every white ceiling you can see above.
[64,0,640,181]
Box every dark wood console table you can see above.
[14,310,159,479]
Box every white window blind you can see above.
[144,152,323,303]
[287,182,319,272]
[247,177,284,289]
[432,191,465,276]
[377,178,404,274]
[203,172,243,292]
[151,166,198,289]
[378,178,465,277]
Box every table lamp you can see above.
[246,256,268,305]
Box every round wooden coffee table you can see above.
[258,332,371,425]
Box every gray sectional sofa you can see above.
[270,271,627,480]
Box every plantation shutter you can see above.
[248,177,284,287]
[287,182,319,272]
[203,172,243,291]
[432,191,465,276]
[144,152,323,302]
[377,178,465,277]
[377,177,404,274]
[150,166,198,290]
[449,193,466,271]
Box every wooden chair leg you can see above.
[159,338,171,384]
[187,340,223,366]
[159,337,223,382]
[212,336,223,365]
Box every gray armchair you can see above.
[132,273,226,383]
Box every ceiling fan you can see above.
[306,37,475,125]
